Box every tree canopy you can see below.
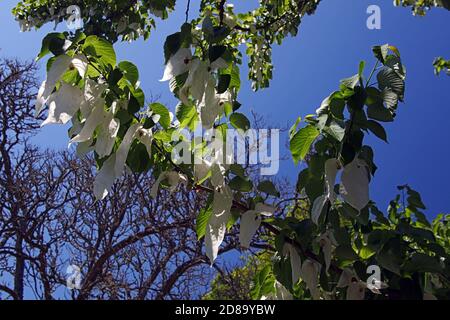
[6,0,450,300]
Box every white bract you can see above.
[114,123,141,178]
[324,158,339,203]
[69,99,107,144]
[423,292,438,300]
[150,170,187,199]
[283,243,302,286]
[261,281,293,300]
[301,259,321,300]
[137,128,154,157]
[239,203,275,249]
[36,54,146,201]
[95,116,120,158]
[336,268,388,300]
[185,58,230,129]
[80,79,108,119]
[311,195,327,225]
[194,158,213,183]
[337,268,384,300]
[318,230,337,273]
[340,158,370,211]
[93,154,117,201]
[41,82,84,126]
[161,48,230,129]
[160,48,193,82]
[239,211,260,249]
[254,203,276,217]
[205,185,233,264]
[94,124,145,200]
[346,280,367,300]
[36,54,88,117]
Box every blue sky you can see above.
[1,0,449,218]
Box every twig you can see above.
[185,0,191,23]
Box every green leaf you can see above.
[340,141,356,166]
[250,265,275,299]
[404,253,442,273]
[381,89,399,109]
[209,45,226,62]
[150,103,171,129]
[126,141,151,173]
[290,125,319,164]
[370,206,390,225]
[340,74,360,89]
[273,256,293,290]
[227,208,240,230]
[366,120,388,142]
[377,238,404,275]
[84,35,116,68]
[217,74,231,94]
[324,120,346,142]
[289,117,302,139]
[367,230,393,251]
[118,61,139,87]
[128,88,145,113]
[202,15,214,37]
[229,65,241,91]
[229,176,253,192]
[229,164,245,178]
[358,60,366,78]
[223,102,233,117]
[230,113,250,132]
[359,145,377,175]
[293,219,317,246]
[163,32,181,63]
[196,205,212,240]
[367,103,394,122]
[372,44,389,64]
[330,98,346,119]
[400,222,435,242]
[359,246,376,259]
[406,187,426,210]
[211,26,231,43]
[257,180,280,197]
[377,67,405,100]
[38,32,66,60]
[388,45,401,58]
[385,55,406,81]
[107,68,123,86]
[176,103,198,131]
[335,245,359,261]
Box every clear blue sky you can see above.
[1,0,449,218]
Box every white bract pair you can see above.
[337,268,387,300]
[36,54,88,124]
[160,47,231,129]
[261,281,293,300]
[318,230,338,273]
[312,156,370,225]
[283,243,322,299]
[239,203,276,249]
[196,157,276,263]
[150,170,187,199]
[205,168,234,264]
[36,54,154,201]
[93,124,154,200]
